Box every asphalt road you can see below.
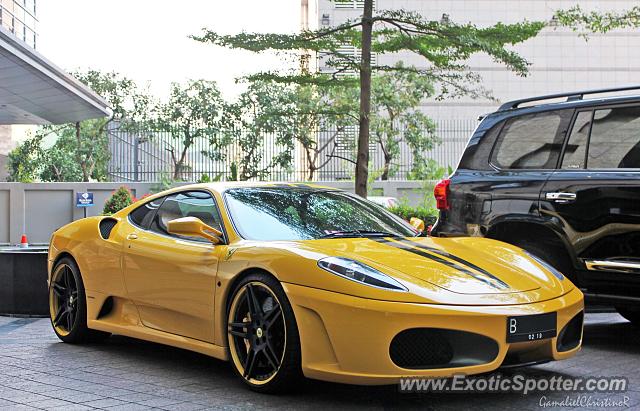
[0,313,638,410]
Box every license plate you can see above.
[507,312,557,343]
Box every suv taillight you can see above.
[434,179,450,210]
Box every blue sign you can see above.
[76,192,94,208]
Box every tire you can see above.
[616,306,640,326]
[514,240,576,283]
[226,272,302,393]
[49,257,110,343]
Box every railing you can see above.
[107,119,477,182]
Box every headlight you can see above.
[317,257,407,291]
[525,251,564,280]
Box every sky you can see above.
[38,0,301,100]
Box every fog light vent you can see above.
[390,328,498,370]
[557,311,583,352]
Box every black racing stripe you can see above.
[372,238,506,289]
[395,238,510,289]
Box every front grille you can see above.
[557,311,584,352]
[390,328,499,370]
[390,329,454,368]
[99,218,118,240]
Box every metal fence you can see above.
[107,119,477,182]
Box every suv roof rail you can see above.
[497,85,640,112]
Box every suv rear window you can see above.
[491,110,572,169]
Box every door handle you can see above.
[545,192,576,203]
[127,233,138,240]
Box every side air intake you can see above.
[99,218,118,240]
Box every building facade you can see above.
[306,0,640,169]
[0,0,38,176]
[0,0,37,49]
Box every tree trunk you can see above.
[355,0,373,198]
[381,158,391,181]
[75,121,89,182]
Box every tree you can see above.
[103,186,134,215]
[193,3,640,197]
[66,70,153,182]
[349,66,438,180]
[7,70,152,182]
[154,80,230,180]
[224,81,296,181]
[265,83,355,180]
[6,132,43,182]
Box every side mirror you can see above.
[410,217,425,233]
[166,217,223,244]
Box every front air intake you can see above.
[390,328,499,369]
[557,311,584,352]
[99,218,118,240]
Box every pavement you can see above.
[0,313,638,411]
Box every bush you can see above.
[388,203,438,226]
[103,186,134,215]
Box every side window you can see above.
[150,191,223,242]
[588,106,640,169]
[561,111,593,169]
[129,197,164,229]
[491,110,572,169]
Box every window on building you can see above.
[334,0,374,9]
[491,110,572,169]
[587,106,640,169]
[561,111,593,169]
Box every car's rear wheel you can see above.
[49,257,110,343]
[226,273,301,393]
[615,306,640,326]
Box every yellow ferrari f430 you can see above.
[47,183,584,392]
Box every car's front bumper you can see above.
[284,283,584,385]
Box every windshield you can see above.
[224,188,418,241]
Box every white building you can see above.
[304,0,640,170]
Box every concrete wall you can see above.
[0,181,430,245]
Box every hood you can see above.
[278,236,574,305]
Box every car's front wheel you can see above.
[49,257,110,343]
[616,306,640,326]
[226,273,302,393]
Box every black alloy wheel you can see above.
[227,273,301,393]
[49,257,109,343]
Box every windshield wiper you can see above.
[320,230,397,239]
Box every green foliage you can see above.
[193,11,550,97]
[408,158,449,181]
[74,70,153,126]
[223,81,296,180]
[387,202,438,226]
[193,3,640,195]
[229,162,238,181]
[370,65,439,180]
[555,5,640,37]
[150,172,175,194]
[7,70,152,182]
[197,173,223,183]
[6,133,43,182]
[155,80,231,180]
[389,179,442,224]
[103,186,134,215]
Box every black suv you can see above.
[432,86,640,323]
